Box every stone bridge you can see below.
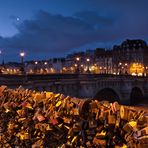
[0,74,148,105]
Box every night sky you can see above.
[0,0,148,62]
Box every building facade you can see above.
[112,39,148,75]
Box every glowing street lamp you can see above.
[44,62,47,65]
[35,61,38,65]
[119,62,122,66]
[76,57,80,61]
[74,64,78,67]
[86,58,90,62]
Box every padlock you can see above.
[95,130,106,139]
[111,101,120,114]
[137,115,148,128]
[93,137,106,146]
[124,132,133,142]
[108,110,116,125]
[120,106,130,121]
[89,101,98,109]
[135,127,148,138]
[136,136,148,148]
[115,144,128,148]
[101,100,111,109]
[127,110,135,121]
[123,123,133,133]
[73,123,81,132]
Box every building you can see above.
[112,39,148,75]
[94,48,113,74]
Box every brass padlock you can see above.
[93,137,106,146]
[123,121,137,133]
[136,136,148,148]
[120,106,129,121]
[108,110,116,125]
[124,132,133,142]
[95,130,106,139]
[136,126,148,138]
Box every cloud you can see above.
[0,10,117,61]
[0,2,148,62]
[74,11,115,28]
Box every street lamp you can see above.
[75,57,80,73]
[19,51,25,74]
[118,62,122,74]
[20,51,25,64]
[86,58,90,73]
[86,58,90,62]
[34,61,38,74]
[124,63,128,74]
[44,62,47,65]
[76,57,80,61]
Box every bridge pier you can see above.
[119,80,132,105]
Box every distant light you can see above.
[86,58,90,62]
[35,61,38,65]
[138,73,143,76]
[76,57,80,61]
[132,73,136,76]
[74,64,78,67]
[44,62,47,65]
[20,51,25,57]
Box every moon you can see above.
[16,17,20,21]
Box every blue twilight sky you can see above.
[0,0,148,62]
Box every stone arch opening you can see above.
[130,87,144,105]
[93,88,120,103]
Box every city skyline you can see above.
[0,0,148,61]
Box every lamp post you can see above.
[124,63,128,75]
[75,57,80,73]
[86,58,90,73]
[19,51,25,74]
[34,61,38,74]
[20,51,25,64]
[118,62,122,75]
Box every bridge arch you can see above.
[130,87,144,105]
[93,87,121,103]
